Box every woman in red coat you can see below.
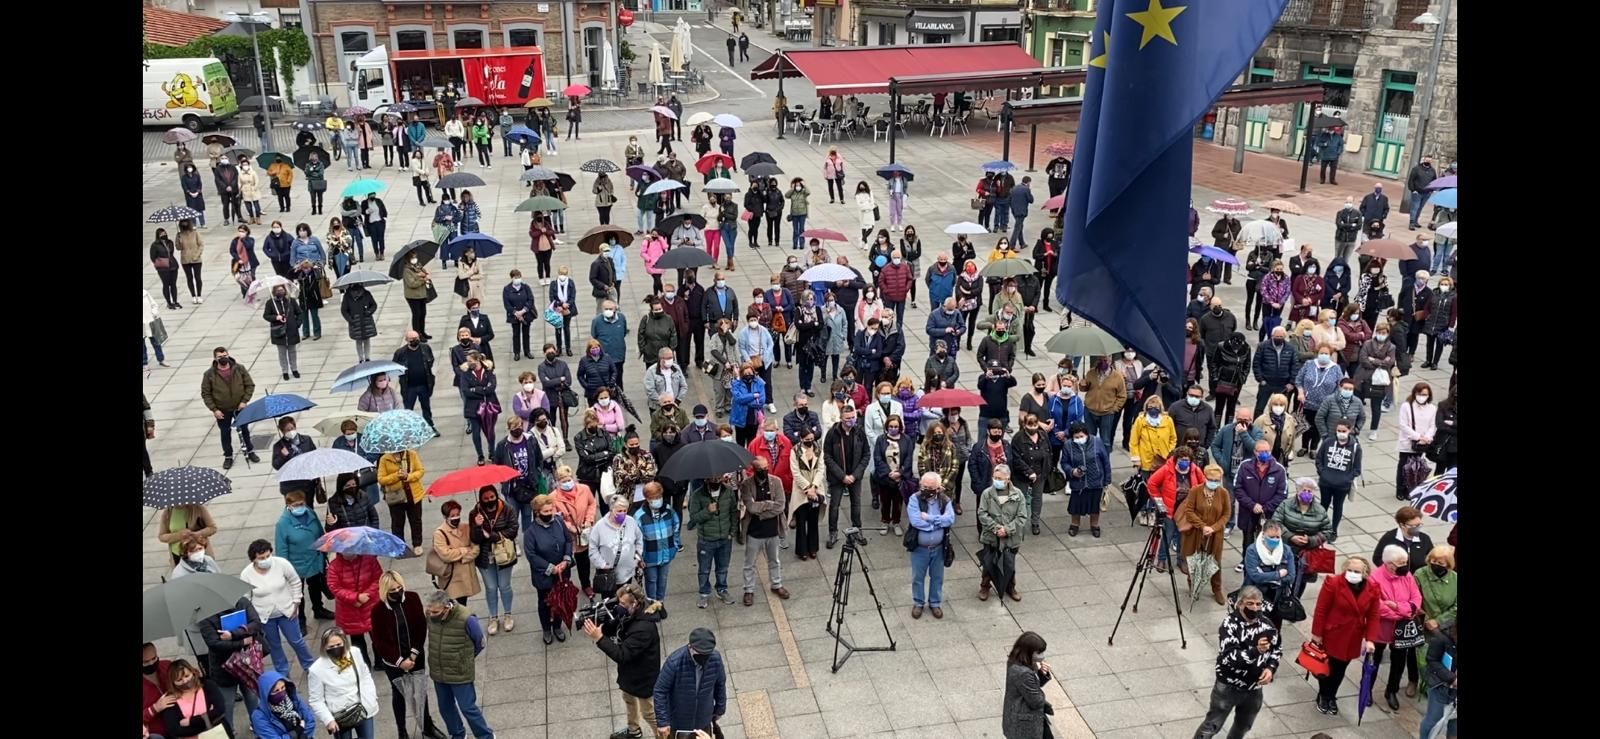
[1309,554,1384,716]
[326,551,382,667]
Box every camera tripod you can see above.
[1107,511,1188,649]
[826,532,896,672]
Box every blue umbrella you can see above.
[360,410,436,453]
[1188,244,1239,265]
[314,526,410,557]
[1425,188,1457,209]
[340,179,386,199]
[981,161,1016,173]
[233,393,317,428]
[443,232,504,261]
[148,205,203,224]
[276,448,376,482]
[506,125,541,148]
[876,163,915,182]
[330,360,407,393]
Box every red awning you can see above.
[751,43,1042,96]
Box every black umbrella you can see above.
[1120,474,1150,526]
[744,162,784,178]
[290,118,325,132]
[658,212,707,234]
[438,172,487,189]
[613,387,643,423]
[293,145,332,170]
[223,148,257,162]
[549,171,577,192]
[389,240,440,278]
[201,134,237,147]
[1312,114,1346,130]
[654,248,714,271]
[143,466,233,509]
[658,437,755,481]
[740,152,777,170]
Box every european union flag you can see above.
[1056,0,1288,374]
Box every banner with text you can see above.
[462,53,545,107]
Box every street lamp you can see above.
[223,10,276,152]
[1405,1,1451,207]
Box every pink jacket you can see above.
[1369,565,1422,644]
[551,484,597,552]
[823,155,846,179]
[593,402,625,434]
[642,236,668,276]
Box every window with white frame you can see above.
[334,27,374,85]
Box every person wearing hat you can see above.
[683,404,718,444]
[654,628,727,738]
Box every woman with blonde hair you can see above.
[169,535,219,579]
[158,503,217,565]
[551,464,598,598]
[158,658,227,739]
[369,570,445,739]
[1175,464,1232,604]
[1309,308,1347,357]
[307,625,380,738]
[1128,394,1176,478]
[1253,392,1299,466]
[1309,556,1382,715]
[428,499,481,606]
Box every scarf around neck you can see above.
[1254,537,1285,567]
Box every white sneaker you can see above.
[1368,430,1378,441]
[486,618,499,636]
[767,403,778,414]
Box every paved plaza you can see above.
[142,16,1449,739]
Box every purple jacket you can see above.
[1257,273,1291,306]
[1233,458,1288,517]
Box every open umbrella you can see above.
[654,248,714,271]
[875,163,914,182]
[360,409,437,453]
[1043,141,1074,157]
[1407,467,1458,523]
[143,466,233,509]
[516,196,568,213]
[745,162,784,178]
[388,240,439,278]
[740,152,778,170]
[163,128,198,144]
[686,111,715,126]
[703,178,740,194]
[427,465,522,497]
[290,119,325,132]
[581,158,621,173]
[223,148,257,164]
[1042,194,1065,211]
[332,270,393,290]
[651,105,677,120]
[579,225,635,254]
[918,388,986,408]
[546,577,579,629]
[1261,199,1304,216]
[445,233,504,261]
[980,258,1034,279]
[802,227,848,242]
[340,179,386,199]
[293,145,332,170]
[438,172,486,189]
[1426,189,1457,210]
[713,113,744,129]
[455,96,486,108]
[1045,325,1126,357]
[696,152,735,175]
[342,105,371,118]
[546,172,577,192]
[523,97,554,110]
[330,360,407,393]
[246,274,296,301]
[148,205,204,224]
[506,125,541,149]
[520,166,558,184]
[314,526,410,557]
[645,179,686,195]
[626,164,661,182]
[418,137,454,151]
[981,160,1016,173]
[563,84,592,98]
[313,411,377,438]
[384,102,418,114]
[658,439,756,481]
[1311,114,1346,130]
[277,448,377,482]
[1423,175,1457,191]
[1238,220,1283,247]
[658,213,707,234]
[1206,198,1252,216]
[1189,245,1240,265]
[1186,537,1220,603]
[799,263,858,283]
[143,574,254,642]
[234,393,316,428]
[1434,222,1458,239]
[944,222,989,236]
[257,152,292,169]
[1356,238,1414,260]
[1357,654,1379,724]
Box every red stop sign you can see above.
[618,9,635,27]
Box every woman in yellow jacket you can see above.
[1128,394,1177,478]
[378,449,426,556]
[983,239,1022,311]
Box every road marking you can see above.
[761,549,811,689]
[692,42,767,96]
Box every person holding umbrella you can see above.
[1309,555,1383,715]
[978,464,1028,602]
[367,571,447,739]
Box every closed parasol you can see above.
[1186,536,1220,603]
[546,577,579,629]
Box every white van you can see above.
[143,57,240,130]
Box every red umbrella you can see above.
[1042,193,1065,211]
[426,465,520,497]
[801,228,848,242]
[545,577,579,628]
[695,153,734,175]
[919,389,986,408]
[562,84,592,98]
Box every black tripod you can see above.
[826,529,896,672]
[1107,511,1188,648]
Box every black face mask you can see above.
[545,352,557,361]
[142,662,159,675]
[1429,564,1448,578]
[327,646,347,660]
[692,652,711,666]
[1242,606,1262,620]
[406,340,420,348]
[989,433,1003,442]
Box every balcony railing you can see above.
[1279,0,1377,30]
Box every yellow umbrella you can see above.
[523,97,553,109]
[649,42,666,86]
[669,30,685,73]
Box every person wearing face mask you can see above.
[1322,257,1353,316]
[271,416,321,501]
[737,457,790,605]
[240,539,319,676]
[1418,276,1456,370]
[1351,321,1399,440]
[1048,420,1107,537]
[1294,341,1346,458]
[1289,258,1326,326]
[1415,544,1457,648]
[723,359,764,445]
[1251,392,1299,469]
[1309,555,1382,715]
[149,228,183,310]
[1271,480,1333,596]
[464,485,519,636]
[871,415,916,537]
[977,464,1028,602]
[306,625,381,739]
[625,480,683,609]
[454,297,496,367]
[1394,378,1439,495]
[1312,421,1362,542]
[1126,394,1176,479]
[193,594,266,735]
[1255,260,1291,337]
[1231,434,1288,558]
[247,669,318,739]
[398,252,434,342]
[333,281,379,362]
[1146,443,1207,573]
[639,294,680,375]
[276,490,336,623]
[1165,383,1218,454]
[169,535,219,580]
[1368,544,1425,710]
[1330,303,1372,373]
[1239,520,1299,631]
[1194,584,1280,739]
[428,500,483,610]
[576,338,619,407]
[1313,375,1366,458]
[366,572,445,739]
[256,281,305,380]
[612,426,658,506]
[821,404,872,548]
[1008,412,1053,537]
[157,658,227,739]
[1171,462,1231,603]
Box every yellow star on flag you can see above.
[1126,0,1187,50]
[1089,31,1111,69]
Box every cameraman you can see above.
[583,582,664,739]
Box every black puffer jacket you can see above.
[575,427,615,482]
[341,285,379,340]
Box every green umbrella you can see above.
[516,196,568,212]
[142,573,253,642]
[256,152,293,169]
[341,179,387,199]
[979,257,1035,279]
[1044,325,1126,357]
[1186,540,1221,604]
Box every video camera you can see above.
[578,596,625,629]
[840,526,870,549]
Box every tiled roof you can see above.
[144,7,229,48]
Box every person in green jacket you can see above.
[689,473,741,609]
[1414,544,1457,683]
[786,178,811,249]
[977,464,1029,602]
[470,116,492,168]
[637,187,660,235]
[1271,480,1333,597]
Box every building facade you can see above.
[1022,0,1094,96]
[1228,0,1457,178]
[146,0,318,100]
[300,0,619,102]
[851,0,1023,47]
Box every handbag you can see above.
[1275,588,1308,623]
[491,534,518,566]
[1295,640,1332,677]
[150,317,170,345]
[872,205,881,221]
[1371,367,1392,387]
[329,663,367,730]
[1437,328,1455,345]
[902,523,920,552]
[453,277,470,298]
[222,641,266,689]
[1214,380,1239,398]
[561,388,580,409]
[969,197,982,210]
[318,274,334,300]
[1303,546,1336,574]
[1393,616,1426,649]
[153,255,173,270]
[424,280,439,302]
[941,530,956,567]
[600,469,617,501]
[592,538,626,595]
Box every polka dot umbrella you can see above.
[143,465,233,509]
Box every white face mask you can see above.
[522,383,536,393]
[284,430,299,440]
[343,432,358,442]
[512,278,523,287]
[1123,352,1136,361]
[187,552,206,564]
[1344,571,1364,584]
[604,309,616,319]
[599,398,612,408]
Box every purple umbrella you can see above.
[1357,654,1379,724]
[626,164,660,182]
[1188,244,1240,265]
[1423,175,1457,191]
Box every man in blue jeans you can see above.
[907,472,956,619]
[690,474,741,608]
[1008,176,1034,246]
[1405,154,1437,230]
[424,589,495,739]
